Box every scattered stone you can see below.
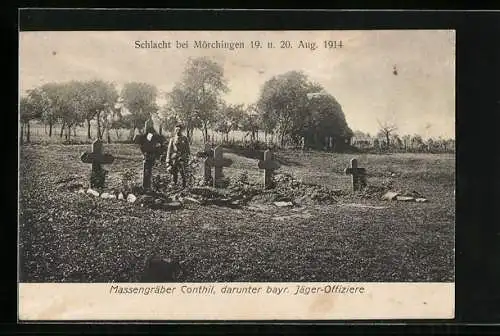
[396,196,415,202]
[127,194,137,203]
[382,191,400,201]
[118,192,124,200]
[86,188,100,197]
[77,188,86,194]
[274,201,294,207]
[100,192,112,199]
[415,198,429,203]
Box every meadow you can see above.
[18,124,455,283]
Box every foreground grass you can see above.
[19,143,455,282]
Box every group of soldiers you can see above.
[140,121,191,189]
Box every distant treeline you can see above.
[20,56,452,153]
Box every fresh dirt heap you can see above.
[60,168,428,211]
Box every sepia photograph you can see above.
[18,29,455,320]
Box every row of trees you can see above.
[20,80,159,143]
[20,56,354,148]
[352,128,455,153]
[22,56,452,153]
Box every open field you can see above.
[19,142,455,283]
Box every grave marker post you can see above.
[134,128,164,192]
[258,149,280,189]
[344,158,367,191]
[206,145,232,188]
[80,139,115,188]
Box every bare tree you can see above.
[377,119,397,149]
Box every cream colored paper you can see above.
[19,283,454,320]
[19,29,455,321]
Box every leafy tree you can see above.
[56,81,87,140]
[402,134,412,151]
[37,83,63,137]
[214,103,246,142]
[257,70,352,149]
[257,71,311,146]
[121,82,159,139]
[80,80,119,139]
[166,57,229,143]
[411,134,425,151]
[20,94,40,143]
[304,93,353,149]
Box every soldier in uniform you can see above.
[166,124,191,188]
[138,119,165,191]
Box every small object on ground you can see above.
[141,257,182,282]
[274,201,294,207]
[127,194,137,203]
[381,191,399,201]
[415,198,428,203]
[86,188,100,197]
[396,196,415,202]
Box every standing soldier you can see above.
[166,124,191,188]
[138,119,165,192]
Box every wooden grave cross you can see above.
[344,158,367,192]
[205,145,232,188]
[80,139,115,188]
[202,143,214,185]
[258,149,280,189]
[133,129,164,191]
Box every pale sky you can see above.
[19,30,455,138]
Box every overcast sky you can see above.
[19,30,455,138]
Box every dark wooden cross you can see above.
[80,139,114,188]
[201,143,214,185]
[133,130,164,191]
[258,149,280,189]
[344,158,367,191]
[205,145,232,188]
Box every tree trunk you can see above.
[20,124,24,145]
[49,122,53,137]
[59,122,65,138]
[385,133,390,149]
[73,126,77,137]
[26,121,31,143]
[87,119,92,139]
[203,124,208,143]
[66,124,71,141]
[44,123,47,135]
[96,112,102,140]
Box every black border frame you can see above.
[7,7,500,334]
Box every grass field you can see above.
[19,141,455,283]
